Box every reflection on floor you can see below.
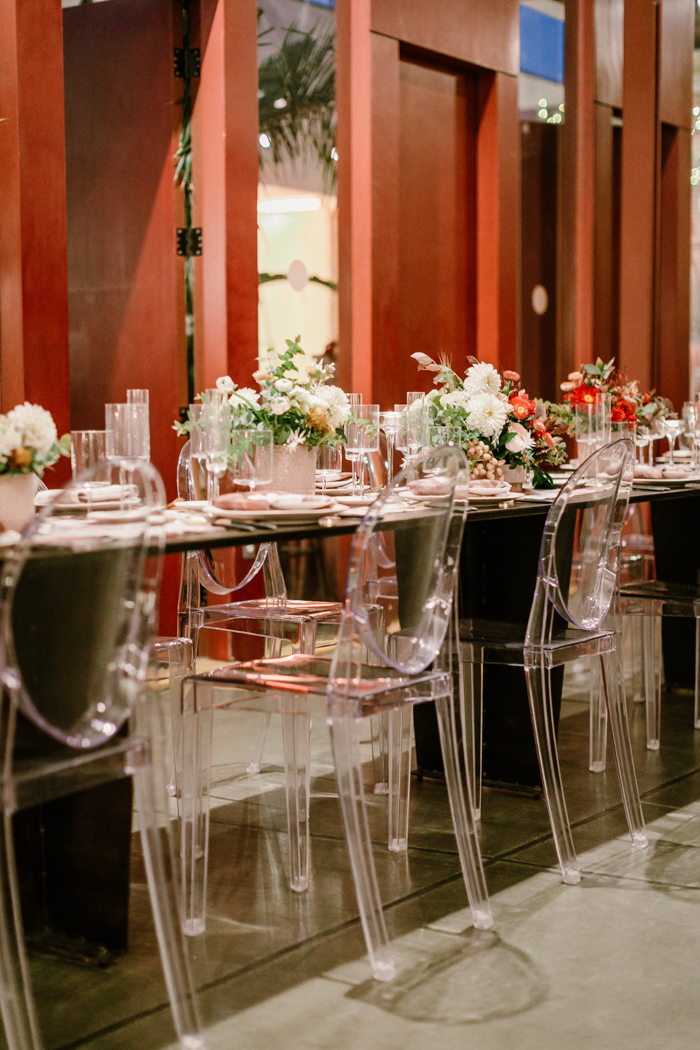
[26,664,700,1050]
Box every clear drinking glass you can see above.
[635,424,652,465]
[71,430,112,515]
[663,417,685,464]
[230,429,273,493]
[393,405,409,464]
[595,393,612,446]
[345,405,379,496]
[105,403,149,460]
[575,404,602,464]
[379,411,402,481]
[317,445,342,496]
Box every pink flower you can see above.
[503,370,520,381]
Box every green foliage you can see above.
[258,22,336,185]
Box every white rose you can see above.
[0,417,21,459]
[441,389,470,411]
[463,362,501,397]
[505,422,535,453]
[269,395,291,415]
[275,378,294,393]
[464,392,508,438]
[216,376,235,394]
[7,402,57,454]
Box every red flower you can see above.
[564,383,598,407]
[611,399,637,422]
[642,393,650,405]
[544,432,555,448]
[503,370,520,381]
[509,393,536,420]
[532,419,547,434]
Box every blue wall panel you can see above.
[520,5,564,84]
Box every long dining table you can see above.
[13,481,700,962]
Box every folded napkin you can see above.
[468,479,512,497]
[35,484,137,507]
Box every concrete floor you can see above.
[23,664,700,1050]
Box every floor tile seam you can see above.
[496,853,700,893]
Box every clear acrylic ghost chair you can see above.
[460,440,647,884]
[620,581,700,750]
[150,636,194,799]
[0,459,203,1050]
[179,446,492,977]
[177,440,344,772]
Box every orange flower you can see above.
[307,406,331,431]
[564,383,598,406]
[509,393,536,420]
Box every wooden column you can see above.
[0,0,71,440]
[618,0,658,391]
[561,0,596,380]
[194,0,259,390]
[336,0,373,400]
[476,71,519,373]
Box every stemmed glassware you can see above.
[682,402,698,469]
[202,400,231,501]
[127,389,150,461]
[105,403,150,507]
[635,424,652,465]
[343,394,364,496]
[405,393,425,463]
[663,417,686,465]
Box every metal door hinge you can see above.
[177,228,202,257]
[174,47,201,79]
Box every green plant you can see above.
[258,21,336,185]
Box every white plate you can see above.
[207,505,341,523]
[657,450,692,461]
[334,494,378,507]
[468,492,527,503]
[172,499,209,511]
[633,475,700,487]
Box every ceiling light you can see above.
[538,108,548,119]
[257,197,322,214]
[539,98,548,107]
[259,133,271,148]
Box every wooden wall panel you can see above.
[657,125,691,406]
[593,104,616,360]
[370,33,400,404]
[659,0,694,129]
[371,0,519,76]
[595,0,624,107]
[63,0,180,496]
[477,71,519,373]
[561,0,596,380]
[337,0,373,399]
[618,0,658,391]
[0,0,71,448]
[395,56,476,403]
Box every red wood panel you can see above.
[595,0,624,108]
[337,0,373,400]
[63,0,180,498]
[619,0,658,391]
[371,0,519,76]
[657,125,690,406]
[370,32,400,406]
[593,104,616,360]
[393,56,476,407]
[561,0,596,380]
[476,71,519,373]
[659,0,694,129]
[0,0,71,447]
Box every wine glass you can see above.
[406,393,425,462]
[683,402,698,469]
[663,417,685,465]
[202,401,231,501]
[650,417,666,465]
[356,405,379,496]
[317,445,342,496]
[343,394,364,495]
[635,424,652,465]
[127,389,150,460]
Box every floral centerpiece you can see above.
[550,358,671,433]
[176,337,350,493]
[412,352,567,487]
[0,403,69,476]
[0,403,70,533]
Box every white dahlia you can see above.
[318,385,350,428]
[0,417,21,459]
[8,403,57,454]
[228,387,260,409]
[216,375,235,394]
[464,392,508,438]
[440,389,470,411]
[463,362,502,397]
